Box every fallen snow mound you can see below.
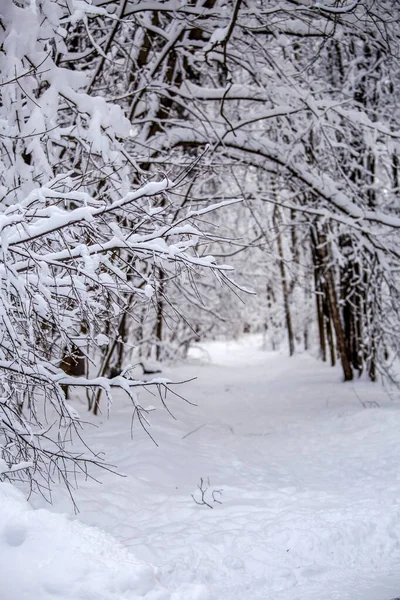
[0,482,168,600]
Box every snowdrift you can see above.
[0,482,168,600]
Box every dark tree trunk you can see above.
[311,224,353,380]
[155,269,165,361]
[60,345,86,399]
[325,258,353,381]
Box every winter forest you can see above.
[1,0,400,598]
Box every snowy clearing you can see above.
[5,337,398,600]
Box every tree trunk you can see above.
[311,224,352,379]
[155,269,165,361]
[60,345,86,399]
[274,207,295,356]
[325,259,353,381]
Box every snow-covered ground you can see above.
[0,482,171,600]
[3,337,400,599]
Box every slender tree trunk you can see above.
[312,239,327,362]
[273,207,295,356]
[325,309,336,367]
[315,284,327,362]
[155,269,165,361]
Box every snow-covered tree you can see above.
[0,0,237,500]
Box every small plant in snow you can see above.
[191,477,223,509]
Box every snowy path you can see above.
[47,339,400,599]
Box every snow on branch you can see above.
[0,0,242,499]
[160,128,400,231]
